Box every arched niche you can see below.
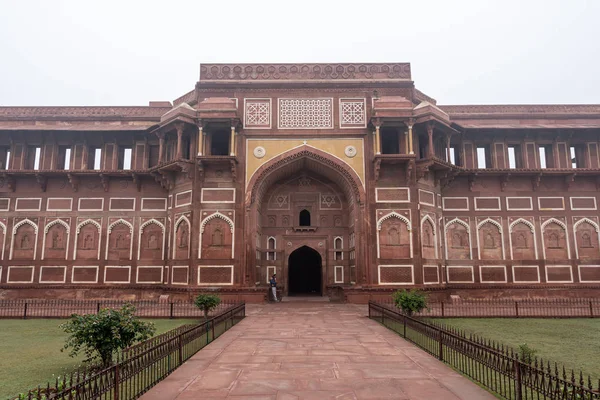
[574,218,600,259]
[42,219,70,260]
[138,219,165,260]
[74,219,101,260]
[173,216,191,260]
[199,213,234,259]
[542,219,569,260]
[477,219,504,260]
[377,212,411,259]
[11,219,38,260]
[445,219,471,260]
[106,219,133,261]
[421,216,437,259]
[509,219,536,260]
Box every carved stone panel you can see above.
[446,222,470,260]
[45,222,68,259]
[543,222,568,260]
[575,220,599,259]
[107,222,132,261]
[13,222,36,260]
[378,217,410,259]
[421,219,436,259]
[76,221,100,260]
[478,222,503,260]
[201,217,233,259]
[140,222,164,260]
[510,223,535,260]
[174,218,190,260]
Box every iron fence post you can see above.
[438,328,444,361]
[113,363,120,400]
[403,314,406,338]
[590,301,594,318]
[211,318,215,341]
[23,302,27,319]
[368,303,371,319]
[515,301,519,318]
[97,302,101,314]
[170,302,174,319]
[178,333,183,365]
[441,301,445,317]
[513,359,522,400]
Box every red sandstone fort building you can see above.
[0,63,599,302]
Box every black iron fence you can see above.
[16,302,245,400]
[0,299,238,319]
[375,298,600,318]
[369,302,600,400]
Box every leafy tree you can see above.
[194,294,221,320]
[61,304,155,366]
[392,289,428,316]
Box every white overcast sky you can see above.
[0,0,598,106]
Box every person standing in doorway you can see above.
[269,274,279,302]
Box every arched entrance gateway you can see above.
[244,146,367,297]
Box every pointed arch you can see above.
[377,211,410,231]
[573,217,600,259]
[509,218,538,260]
[74,219,102,260]
[42,219,70,260]
[444,218,472,260]
[106,219,134,260]
[541,218,570,260]
[420,215,437,259]
[10,219,38,260]
[199,212,235,259]
[0,221,6,260]
[376,212,412,259]
[509,218,535,233]
[476,218,505,260]
[173,215,191,259]
[138,219,166,260]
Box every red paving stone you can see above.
[141,303,496,400]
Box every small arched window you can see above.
[299,209,311,226]
[334,237,343,260]
[267,237,276,261]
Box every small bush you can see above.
[518,343,538,364]
[60,304,155,366]
[194,294,221,320]
[392,289,428,316]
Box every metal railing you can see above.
[369,302,600,400]
[0,299,238,319]
[16,303,245,400]
[374,298,600,318]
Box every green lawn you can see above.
[0,319,199,399]
[439,318,600,382]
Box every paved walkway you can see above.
[142,303,495,400]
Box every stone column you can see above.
[446,134,451,163]
[197,124,204,156]
[175,123,184,160]
[427,122,434,158]
[157,133,165,164]
[230,126,236,156]
[375,125,381,155]
[408,124,414,155]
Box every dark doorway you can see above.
[299,209,311,226]
[288,246,321,295]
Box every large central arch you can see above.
[242,145,368,290]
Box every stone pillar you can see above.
[408,124,414,155]
[157,133,165,164]
[230,126,236,156]
[375,125,381,155]
[446,134,451,163]
[175,123,184,160]
[197,125,204,156]
[427,122,434,158]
